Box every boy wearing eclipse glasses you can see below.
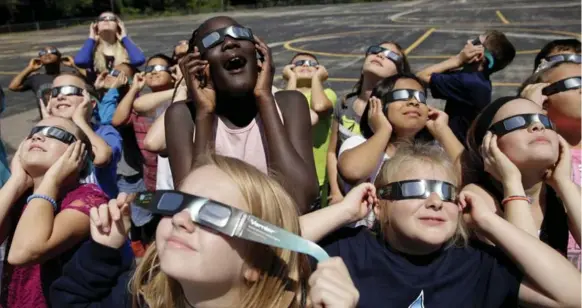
[283,53,337,208]
[417,30,515,145]
[8,46,84,120]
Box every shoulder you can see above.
[319,226,375,254]
[275,90,308,107]
[61,184,109,215]
[339,135,367,155]
[324,88,338,104]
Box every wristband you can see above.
[27,194,58,212]
[501,195,532,207]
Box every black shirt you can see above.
[22,73,56,105]
[320,227,523,308]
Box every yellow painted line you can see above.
[0,72,19,75]
[404,28,436,55]
[495,10,511,24]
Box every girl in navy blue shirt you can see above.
[300,142,580,308]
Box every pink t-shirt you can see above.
[1,184,108,308]
[567,149,581,270]
[213,104,284,175]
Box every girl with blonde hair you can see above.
[300,142,580,307]
[50,154,359,308]
[74,11,145,82]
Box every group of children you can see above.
[0,10,580,308]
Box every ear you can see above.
[243,266,260,283]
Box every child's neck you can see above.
[216,92,258,128]
[44,63,60,75]
[556,124,581,150]
[181,281,243,308]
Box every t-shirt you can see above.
[303,88,337,186]
[320,227,523,308]
[22,73,56,105]
[567,148,581,269]
[332,95,362,148]
[430,71,492,144]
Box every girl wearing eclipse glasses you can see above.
[51,154,360,308]
[74,11,145,83]
[166,16,318,214]
[327,41,410,206]
[463,97,581,265]
[300,142,580,307]
[338,73,463,227]
[0,117,108,307]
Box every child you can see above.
[283,52,337,207]
[417,31,515,144]
[301,142,580,307]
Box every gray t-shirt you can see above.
[333,95,362,148]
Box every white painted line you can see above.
[389,8,421,21]
[434,29,571,40]
[393,0,428,8]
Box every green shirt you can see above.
[303,88,338,186]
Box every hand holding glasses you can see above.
[135,190,330,262]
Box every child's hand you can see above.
[90,192,134,249]
[481,132,522,184]
[544,135,572,190]
[308,257,359,308]
[458,190,495,230]
[520,83,550,109]
[458,41,484,65]
[339,182,377,222]
[367,96,392,135]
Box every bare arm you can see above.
[474,202,581,307]
[8,66,35,92]
[74,118,112,167]
[8,181,91,266]
[111,87,139,127]
[263,90,319,213]
[132,89,174,113]
[310,79,333,114]
[338,131,390,185]
[327,120,343,201]
[165,102,197,186]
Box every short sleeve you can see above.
[338,135,367,158]
[430,72,491,109]
[60,184,109,216]
[324,88,338,106]
[21,76,33,91]
[333,98,343,122]
[473,241,523,306]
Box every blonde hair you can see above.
[94,12,129,73]
[130,154,309,308]
[374,142,469,247]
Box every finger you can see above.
[98,203,111,232]
[489,134,503,160]
[70,141,82,162]
[89,206,101,228]
[116,192,129,206]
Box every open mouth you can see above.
[55,103,71,110]
[224,56,247,73]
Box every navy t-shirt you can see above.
[320,227,522,308]
[430,71,492,144]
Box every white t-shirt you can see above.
[338,135,390,228]
[156,155,174,190]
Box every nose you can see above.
[222,36,240,51]
[171,210,196,233]
[406,98,420,107]
[424,192,444,210]
[528,121,546,133]
[31,133,45,142]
